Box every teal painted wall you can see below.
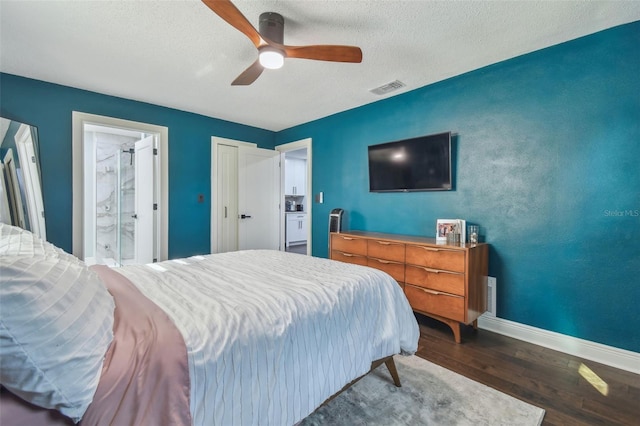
[1,22,638,353]
[276,22,640,352]
[0,74,275,258]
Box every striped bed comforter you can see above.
[116,249,419,426]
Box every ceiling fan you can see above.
[202,0,363,85]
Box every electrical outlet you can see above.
[486,276,497,317]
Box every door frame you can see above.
[275,138,312,255]
[72,112,168,262]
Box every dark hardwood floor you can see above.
[413,314,640,426]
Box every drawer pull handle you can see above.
[417,287,462,298]
[342,237,355,240]
[418,266,460,275]
[342,253,355,257]
[375,259,391,264]
[376,241,391,245]
[417,246,458,253]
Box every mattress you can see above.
[116,249,419,425]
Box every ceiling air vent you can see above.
[370,80,406,96]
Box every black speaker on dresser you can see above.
[329,208,344,233]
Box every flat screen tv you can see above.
[368,131,452,192]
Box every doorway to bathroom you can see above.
[83,125,153,266]
[72,112,168,266]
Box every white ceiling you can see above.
[1,1,639,132]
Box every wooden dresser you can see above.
[330,231,489,343]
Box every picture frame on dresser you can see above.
[436,218,465,243]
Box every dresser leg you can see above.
[450,322,462,344]
[422,312,463,343]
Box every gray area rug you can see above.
[300,355,545,426]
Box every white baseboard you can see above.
[477,315,640,375]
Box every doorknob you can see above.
[240,214,252,219]
[132,214,138,219]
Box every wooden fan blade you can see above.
[232,59,264,85]
[281,44,362,63]
[202,0,264,48]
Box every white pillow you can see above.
[0,224,115,422]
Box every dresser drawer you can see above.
[331,234,367,255]
[367,258,405,282]
[405,264,464,296]
[367,239,405,262]
[331,251,368,266]
[405,245,465,273]
[405,284,465,322]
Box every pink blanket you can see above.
[0,265,192,425]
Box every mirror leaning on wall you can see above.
[0,117,46,240]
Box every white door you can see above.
[134,136,154,263]
[216,144,238,253]
[238,146,280,250]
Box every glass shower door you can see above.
[91,131,139,266]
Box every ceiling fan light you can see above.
[259,49,284,69]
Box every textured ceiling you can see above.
[1,1,639,132]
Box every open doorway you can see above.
[276,138,312,255]
[72,112,168,265]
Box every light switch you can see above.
[315,192,324,203]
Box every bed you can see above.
[0,223,419,425]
